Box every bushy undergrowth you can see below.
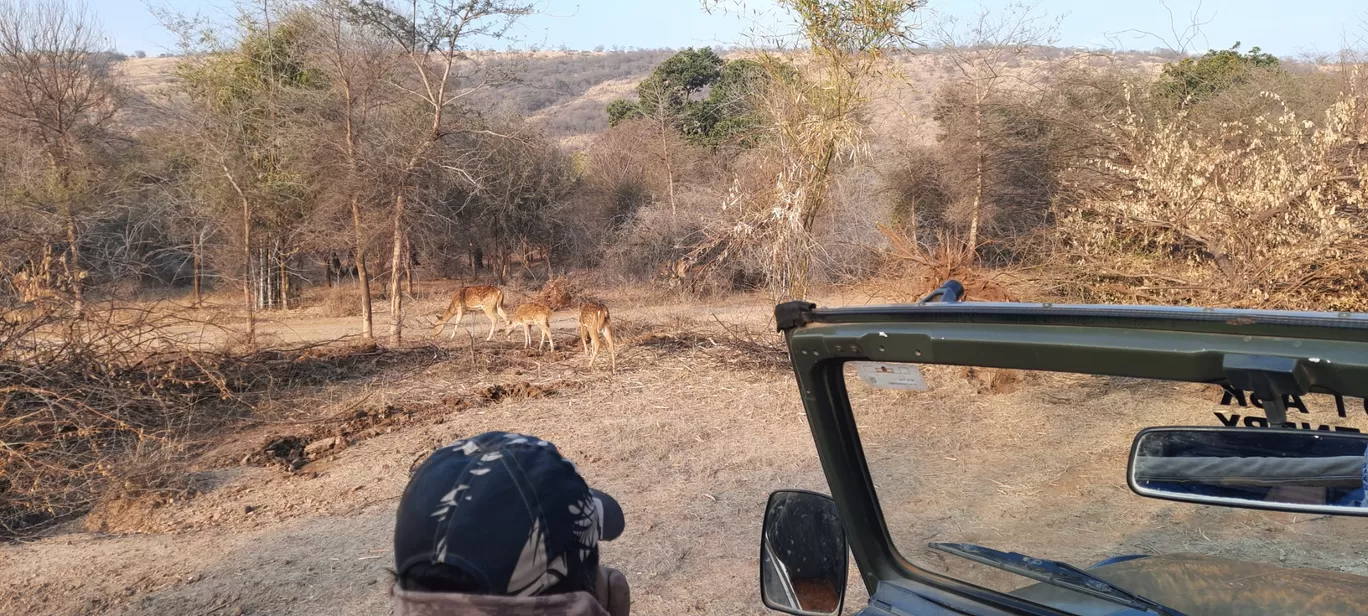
[1057,75,1368,310]
[0,306,421,539]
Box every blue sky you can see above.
[94,0,1367,58]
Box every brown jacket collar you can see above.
[393,588,611,616]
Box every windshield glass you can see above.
[844,362,1368,610]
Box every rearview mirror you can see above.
[1129,427,1368,516]
[760,490,847,616]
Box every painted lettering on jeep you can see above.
[1215,386,1365,432]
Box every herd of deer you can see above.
[430,285,617,372]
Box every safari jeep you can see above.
[762,282,1368,616]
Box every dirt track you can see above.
[0,289,846,615]
[4,286,1368,615]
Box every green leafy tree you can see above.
[1158,42,1280,106]
[685,58,764,146]
[605,98,640,126]
[635,47,723,112]
[606,47,760,146]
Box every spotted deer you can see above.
[577,301,616,372]
[505,302,555,351]
[432,285,508,340]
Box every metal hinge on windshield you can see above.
[918,280,965,304]
[775,301,817,332]
[1222,354,1313,427]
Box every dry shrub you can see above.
[82,442,199,533]
[1058,76,1368,310]
[0,310,234,538]
[602,199,709,284]
[882,144,953,241]
[320,286,362,318]
[0,307,443,539]
[873,225,1018,302]
[530,275,583,310]
[634,317,788,372]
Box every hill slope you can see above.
[114,48,1168,149]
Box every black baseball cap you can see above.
[394,432,625,596]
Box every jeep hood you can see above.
[1010,553,1368,616]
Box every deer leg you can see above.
[485,306,499,341]
[451,306,465,340]
[587,329,600,368]
[543,323,554,352]
[603,326,616,374]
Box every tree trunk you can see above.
[325,251,334,289]
[241,198,255,344]
[494,243,507,285]
[661,127,676,220]
[192,233,202,308]
[906,201,919,250]
[62,204,84,312]
[258,247,267,310]
[388,192,406,344]
[221,158,256,342]
[967,100,984,252]
[404,237,414,297]
[350,197,373,339]
[279,246,290,311]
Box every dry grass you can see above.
[0,303,451,540]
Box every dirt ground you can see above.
[0,285,844,616]
[847,367,1368,594]
[3,283,1367,615]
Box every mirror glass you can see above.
[1130,427,1368,516]
[760,490,847,616]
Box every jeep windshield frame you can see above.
[777,300,1368,616]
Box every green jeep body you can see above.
[772,290,1368,616]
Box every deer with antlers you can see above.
[578,301,616,372]
[505,302,555,351]
[432,285,509,340]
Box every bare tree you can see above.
[705,0,921,299]
[931,1,1059,251]
[1102,0,1213,55]
[0,0,122,311]
[157,0,318,343]
[304,0,403,339]
[463,119,574,282]
[637,78,684,219]
[352,0,531,343]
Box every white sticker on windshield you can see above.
[853,362,928,391]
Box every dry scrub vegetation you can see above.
[0,305,458,539]
[1059,77,1368,309]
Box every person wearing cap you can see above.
[393,431,631,616]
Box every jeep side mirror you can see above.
[760,490,847,616]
